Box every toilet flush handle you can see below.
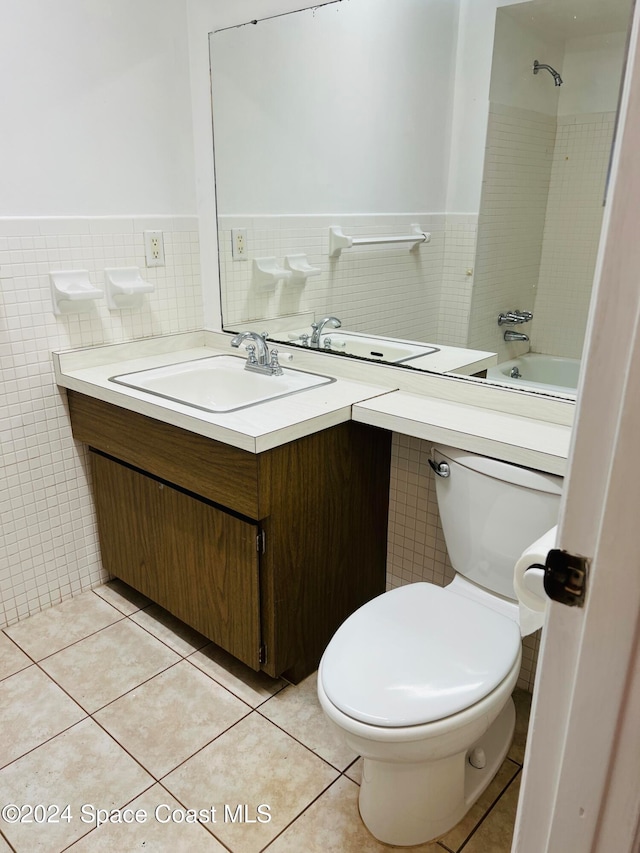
[428,458,450,478]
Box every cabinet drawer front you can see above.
[68,391,261,518]
[91,452,262,670]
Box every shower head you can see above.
[533,60,563,87]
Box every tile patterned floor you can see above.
[0,580,531,852]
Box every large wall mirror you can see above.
[210,0,632,399]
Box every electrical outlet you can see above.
[144,230,165,267]
[231,229,248,261]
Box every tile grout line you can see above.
[3,597,128,667]
[182,650,288,708]
[2,589,529,850]
[457,765,523,853]
[257,775,346,853]
[0,825,17,853]
[253,705,351,776]
[154,706,255,783]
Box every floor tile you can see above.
[0,718,153,852]
[266,776,443,852]
[0,632,31,681]
[95,661,251,778]
[508,687,532,765]
[40,619,180,713]
[260,672,358,770]
[163,712,339,853]
[0,666,85,769]
[93,579,152,616]
[344,757,362,785]
[439,758,520,852]
[66,783,227,851]
[189,642,286,707]
[4,591,123,661]
[130,604,209,657]
[461,772,521,853]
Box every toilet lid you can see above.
[320,583,521,727]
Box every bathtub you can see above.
[486,353,581,395]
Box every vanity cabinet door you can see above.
[90,451,261,670]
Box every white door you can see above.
[513,3,640,850]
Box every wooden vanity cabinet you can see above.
[67,391,391,683]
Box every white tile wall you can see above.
[438,216,478,347]
[218,213,477,345]
[0,216,202,627]
[531,112,615,358]
[468,103,557,360]
[469,104,616,366]
[3,213,538,690]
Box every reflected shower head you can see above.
[533,60,563,87]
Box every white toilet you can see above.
[317,444,562,846]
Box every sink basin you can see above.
[109,355,335,413]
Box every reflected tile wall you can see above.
[469,103,556,361]
[531,112,616,359]
[218,213,477,348]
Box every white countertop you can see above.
[53,334,392,454]
[353,391,571,475]
[407,347,496,375]
[53,331,572,472]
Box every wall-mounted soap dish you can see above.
[104,267,154,310]
[284,254,321,283]
[252,258,293,288]
[50,270,103,315]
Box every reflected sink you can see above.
[109,355,335,413]
[316,331,439,363]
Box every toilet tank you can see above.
[432,445,563,600]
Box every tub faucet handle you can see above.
[498,310,533,326]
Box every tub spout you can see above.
[504,329,529,342]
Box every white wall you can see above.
[489,10,565,114]
[0,1,202,626]
[559,32,628,115]
[446,0,500,213]
[0,0,196,215]
[187,0,340,330]
[211,0,458,215]
[187,0,499,329]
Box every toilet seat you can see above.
[320,583,520,728]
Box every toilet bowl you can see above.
[318,445,563,846]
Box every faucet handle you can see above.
[269,349,284,376]
[245,343,259,364]
[498,310,533,326]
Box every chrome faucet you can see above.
[230,331,283,376]
[310,316,341,348]
[504,329,529,343]
[498,310,533,326]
